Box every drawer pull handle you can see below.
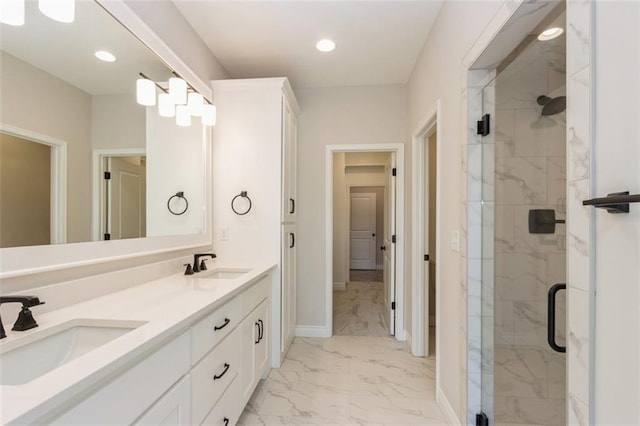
[258,319,264,341]
[223,418,229,426]
[255,322,260,344]
[214,318,231,331]
[213,363,230,380]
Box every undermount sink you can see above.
[197,268,251,279]
[0,318,145,386]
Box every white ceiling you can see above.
[0,0,171,95]
[174,1,444,89]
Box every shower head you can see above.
[536,95,566,116]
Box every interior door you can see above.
[105,156,146,240]
[383,155,396,335]
[349,192,377,270]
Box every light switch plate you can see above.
[450,230,460,252]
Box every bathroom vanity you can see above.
[0,262,275,425]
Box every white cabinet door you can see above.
[281,224,296,356]
[281,95,297,223]
[239,311,258,406]
[135,376,191,425]
[253,300,269,379]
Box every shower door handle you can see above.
[547,283,566,353]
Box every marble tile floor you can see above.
[333,281,389,337]
[238,336,446,425]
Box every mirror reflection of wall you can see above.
[0,0,207,248]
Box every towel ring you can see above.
[168,191,189,215]
[231,191,252,215]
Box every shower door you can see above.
[479,20,568,425]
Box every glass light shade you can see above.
[158,93,175,118]
[176,105,191,127]
[201,104,217,126]
[187,92,204,116]
[169,77,187,105]
[38,0,75,23]
[0,0,25,26]
[136,78,156,106]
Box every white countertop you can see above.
[0,261,276,425]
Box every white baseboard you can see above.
[437,387,461,425]
[333,282,346,291]
[295,325,331,338]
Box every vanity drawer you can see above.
[192,329,240,425]
[240,276,269,318]
[192,296,241,364]
[201,375,241,426]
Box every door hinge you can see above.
[476,412,489,426]
[477,114,490,136]
[424,254,429,261]
[104,233,111,240]
[392,235,397,244]
[392,167,397,176]
[391,302,396,310]
[104,171,111,180]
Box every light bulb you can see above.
[0,0,25,26]
[169,77,187,105]
[176,105,191,127]
[187,92,204,116]
[136,78,156,106]
[38,0,75,23]
[158,93,175,118]
[316,39,336,52]
[202,104,217,126]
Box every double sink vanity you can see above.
[0,260,275,425]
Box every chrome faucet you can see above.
[0,295,45,339]
[193,253,216,273]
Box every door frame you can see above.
[325,143,405,339]
[411,100,442,364]
[0,123,67,244]
[348,191,377,271]
[92,148,146,241]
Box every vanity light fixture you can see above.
[0,0,25,26]
[169,75,188,105]
[38,0,75,23]
[158,93,175,118]
[537,27,563,41]
[316,39,336,52]
[176,105,191,127]
[201,103,217,126]
[94,50,116,62]
[136,75,156,106]
[187,92,204,117]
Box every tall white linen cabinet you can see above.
[211,78,298,367]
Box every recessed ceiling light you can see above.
[537,27,564,41]
[316,39,336,52]
[95,50,116,62]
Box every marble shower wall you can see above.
[493,32,567,426]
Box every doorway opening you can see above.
[0,124,67,248]
[326,144,405,340]
[92,149,147,241]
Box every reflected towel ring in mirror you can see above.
[231,191,252,215]
[168,191,189,215]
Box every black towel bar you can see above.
[582,191,640,214]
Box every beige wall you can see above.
[297,84,407,328]
[0,133,50,248]
[406,1,505,420]
[92,94,146,151]
[0,51,92,244]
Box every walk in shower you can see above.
[476,6,567,425]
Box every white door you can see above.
[105,157,146,240]
[281,224,296,356]
[383,155,397,335]
[350,192,377,270]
